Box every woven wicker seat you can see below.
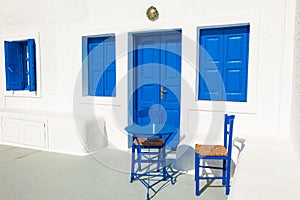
[195,144,228,157]
[134,138,164,147]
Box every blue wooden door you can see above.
[133,31,181,149]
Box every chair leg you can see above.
[162,147,167,180]
[137,146,142,171]
[222,159,226,185]
[195,153,200,196]
[156,148,161,172]
[225,158,231,195]
[130,145,136,182]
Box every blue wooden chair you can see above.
[130,108,167,182]
[194,114,235,196]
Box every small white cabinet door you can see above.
[22,121,46,147]
[2,118,46,148]
[2,119,22,143]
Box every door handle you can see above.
[160,86,167,99]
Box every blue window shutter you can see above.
[27,39,36,91]
[88,38,104,96]
[103,36,116,96]
[199,25,249,102]
[199,28,224,100]
[4,41,24,90]
[223,26,249,102]
[87,36,116,97]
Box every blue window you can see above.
[198,25,249,102]
[5,39,36,91]
[87,35,116,96]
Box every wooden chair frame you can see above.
[194,114,235,196]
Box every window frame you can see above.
[3,33,41,98]
[82,34,116,98]
[5,39,36,91]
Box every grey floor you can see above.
[0,145,228,200]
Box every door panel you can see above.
[133,31,181,149]
[2,118,46,148]
[199,29,223,100]
[3,119,21,143]
[5,41,24,90]
[88,38,104,96]
[160,33,181,149]
[223,26,249,101]
[88,36,116,96]
[23,121,45,147]
[135,36,160,125]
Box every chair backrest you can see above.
[224,114,235,157]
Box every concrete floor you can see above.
[1,134,300,200]
[0,145,228,200]
[229,135,300,200]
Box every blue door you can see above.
[133,31,181,149]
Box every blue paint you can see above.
[199,25,249,102]
[87,36,116,96]
[5,41,23,90]
[132,31,182,149]
[28,39,36,91]
[5,39,36,91]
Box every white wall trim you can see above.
[193,13,261,114]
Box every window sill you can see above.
[78,96,120,107]
[5,90,40,98]
[195,99,257,114]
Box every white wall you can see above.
[291,0,300,157]
[0,0,295,154]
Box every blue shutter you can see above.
[223,26,249,102]
[199,28,224,100]
[199,25,249,102]
[87,36,116,97]
[28,39,36,91]
[88,38,105,96]
[4,41,24,90]
[103,36,116,96]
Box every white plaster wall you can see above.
[0,0,295,154]
[291,0,300,157]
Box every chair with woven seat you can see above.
[194,114,235,196]
[130,108,167,182]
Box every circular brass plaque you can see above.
[146,6,159,21]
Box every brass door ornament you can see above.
[146,6,159,21]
